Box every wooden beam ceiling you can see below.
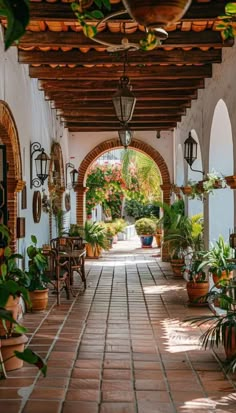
[28,1,227,22]
[19,30,232,49]
[7,0,233,132]
[19,48,222,65]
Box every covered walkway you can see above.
[1,240,236,413]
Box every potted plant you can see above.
[113,218,127,241]
[184,278,236,372]
[185,258,209,305]
[0,307,47,377]
[198,235,234,288]
[134,217,156,248]
[26,235,49,311]
[82,221,109,258]
[103,222,116,248]
[0,225,46,374]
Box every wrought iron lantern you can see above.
[183,132,204,176]
[30,142,50,188]
[66,162,79,188]
[112,52,136,123]
[118,126,133,149]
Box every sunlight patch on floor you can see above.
[144,285,185,294]
[161,318,201,353]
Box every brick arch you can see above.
[76,138,171,225]
[0,101,24,248]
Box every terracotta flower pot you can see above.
[186,281,209,305]
[212,270,233,289]
[122,0,192,29]
[171,258,184,277]
[0,296,20,337]
[0,334,28,371]
[29,289,48,311]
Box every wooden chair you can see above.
[42,248,70,305]
[50,237,86,289]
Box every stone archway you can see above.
[76,138,171,225]
[0,101,24,249]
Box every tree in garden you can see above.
[122,149,162,219]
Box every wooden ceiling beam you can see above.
[19,30,232,49]
[19,49,221,65]
[39,78,204,92]
[46,89,197,101]
[58,108,186,117]
[61,115,182,123]
[29,65,212,80]
[28,1,226,22]
[53,101,191,110]
[67,122,177,131]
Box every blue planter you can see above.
[140,235,153,248]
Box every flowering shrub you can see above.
[86,162,126,219]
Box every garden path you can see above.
[0,238,236,413]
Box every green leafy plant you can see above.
[71,0,161,51]
[26,235,49,291]
[0,225,29,309]
[198,235,234,277]
[82,220,109,250]
[184,279,236,373]
[217,2,236,40]
[134,217,156,236]
[0,307,47,379]
[0,0,30,50]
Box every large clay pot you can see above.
[29,289,48,311]
[186,281,209,305]
[0,296,20,337]
[224,326,236,360]
[212,270,233,289]
[0,334,28,371]
[171,258,184,277]
[122,0,192,29]
[86,243,102,258]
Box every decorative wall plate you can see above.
[65,193,71,212]
[33,191,42,223]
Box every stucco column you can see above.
[160,183,172,261]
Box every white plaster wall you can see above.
[69,130,174,185]
[0,31,70,257]
[175,41,236,246]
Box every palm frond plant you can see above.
[83,221,109,257]
[184,279,236,372]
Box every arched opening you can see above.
[77,138,171,225]
[209,99,233,243]
[0,101,24,249]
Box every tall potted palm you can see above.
[82,221,109,258]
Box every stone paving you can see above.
[0,238,236,413]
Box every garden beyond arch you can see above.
[76,138,171,225]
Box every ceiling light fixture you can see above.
[112,51,136,124]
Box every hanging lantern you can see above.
[113,76,136,123]
[184,132,198,167]
[118,127,133,149]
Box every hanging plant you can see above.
[216,2,236,40]
[71,0,163,51]
[182,171,227,201]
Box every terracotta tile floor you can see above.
[1,238,236,413]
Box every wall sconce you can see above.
[30,142,50,188]
[183,132,204,176]
[66,162,79,189]
[118,126,133,149]
[112,52,136,123]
